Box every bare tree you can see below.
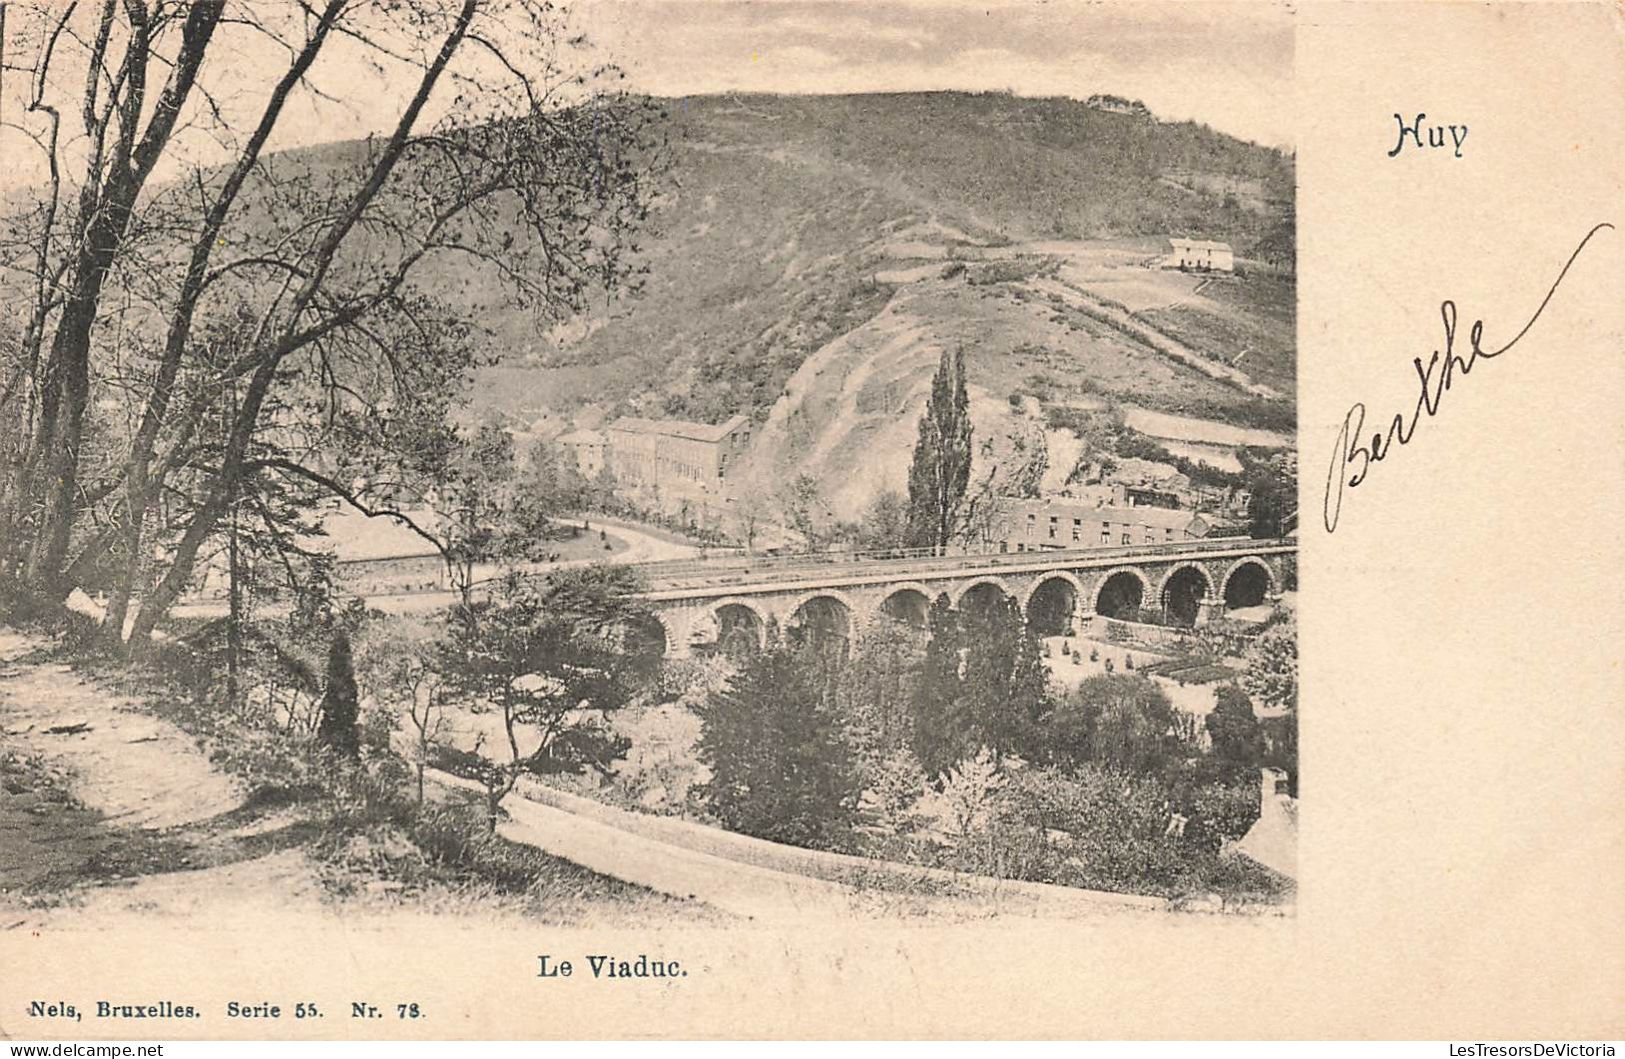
[0,1,665,654]
[371,633,448,806]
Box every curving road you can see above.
[173,518,705,618]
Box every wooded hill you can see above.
[465,91,1295,428]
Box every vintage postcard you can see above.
[0,0,1619,1042]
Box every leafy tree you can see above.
[0,1,664,653]
[316,629,361,760]
[777,473,829,549]
[834,618,925,767]
[433,424,521,601]
[910,594,964,777]
[435,568,649,827]
[515,437,591,516]
[1052,674,1180,774]
[1239,618,1297,713]
[853,489,911,553]
[1205,684,1265,771]
[1240,449,1297,538]
[933,747,1006,841]
[906,347,972,550]
[364,619,449,805]
[696,644,860,849]
[1262,713,1299,794]
[951,596,1052,763]
[861,747,930,835]
[908,593,1050,776]
[588,462,623,515]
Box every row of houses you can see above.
[995,496,1212,553]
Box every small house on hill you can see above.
[1086,93,1152,119]
[1167,238,1234,273]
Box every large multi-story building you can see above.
[557,429,606,477]
[997,497,1210,552]
[603,414,751,524]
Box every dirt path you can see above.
[499,794,864,922]
[0,632,242,829]
[0,631,709,932]
[424,770,1168,925]
[1030,275,1281,399]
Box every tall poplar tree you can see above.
[906,347,973,551]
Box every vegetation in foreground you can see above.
[5,602,702,923]
[689,603,1298,905]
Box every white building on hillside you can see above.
[1167,237,1235,272]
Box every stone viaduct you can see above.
[627,537,1296,657]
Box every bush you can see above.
[859,747,930,835]
[1187,781,1261,854]
[997,766,1283,899]
[316,631,361,759]
[406,803,559,892]
[1206,685,1265,768]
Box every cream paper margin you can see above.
[3,0,1622,1040]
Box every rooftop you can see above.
[1014,498,1205,529]
[1169,237,1233,252]
[607,414,748,444]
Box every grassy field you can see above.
[1138,272,1296,398]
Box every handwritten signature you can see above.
[1323,222,1614,533]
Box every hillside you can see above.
[2,90,1294,530]
[473,92,1294,431]
[468,92,1293,523]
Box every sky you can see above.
[574,0,1296,148]
[0,1,1293,196]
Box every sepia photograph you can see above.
[0,0,1304,944]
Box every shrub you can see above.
[998,766,1283,899]
[316,631,361,759]
[860,747,931,835]
[1187,781,1262,854]
[930,748,1005,841]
